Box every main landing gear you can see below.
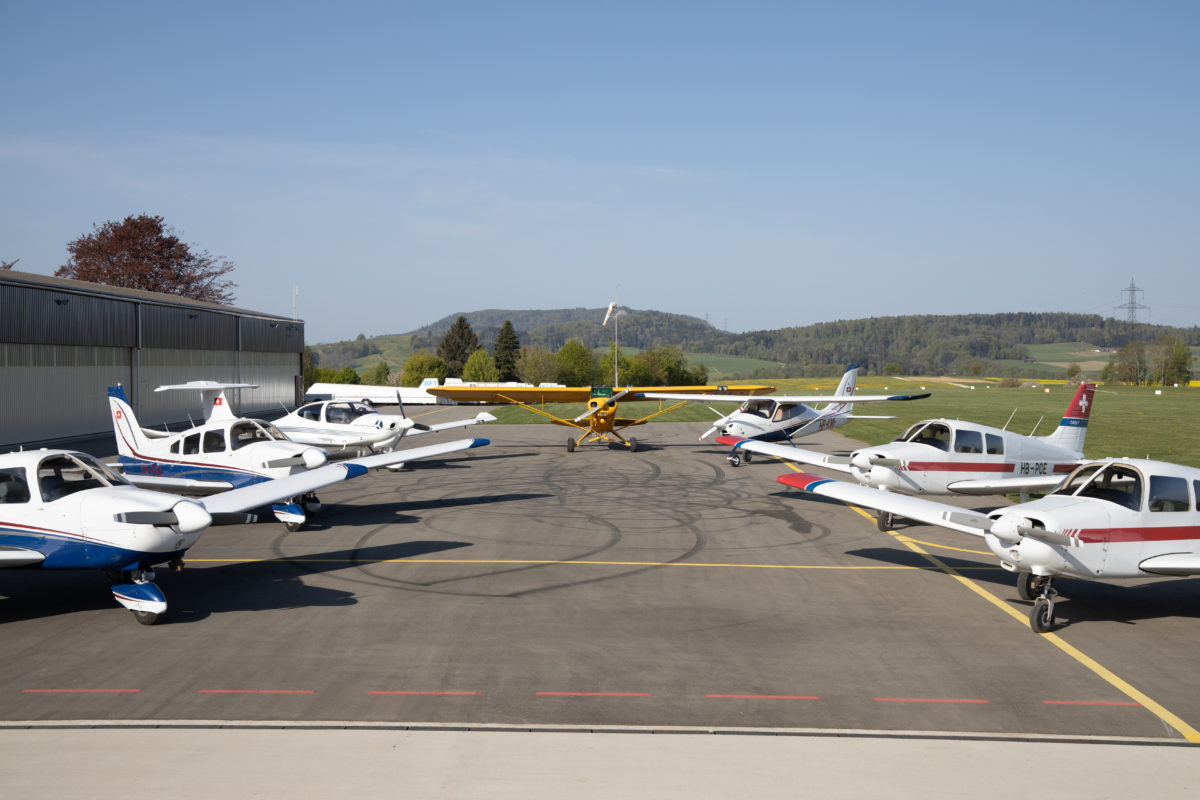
[727,450,751,467]
[108,568,167,625]
[1018,573,1058,633]
[876,510,894,532]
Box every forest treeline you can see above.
[322,310,1199,378]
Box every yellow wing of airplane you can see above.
[427,384,775,452]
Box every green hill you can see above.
[310,311,1199,379]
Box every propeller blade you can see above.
[210,512,258,525]
[114,511,178,526]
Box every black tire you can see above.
[728,453,741,468]
[1017,572,1040,602]
[567,438,575,453]
[743,452,752,463]
[1030,597,1055,633]
[876,511,893,532]
[284,520,303,532]
[132,610,160,626]
[628,438,638,453]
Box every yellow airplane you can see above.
[427,383,775,452]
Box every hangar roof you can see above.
[0,268,296,323]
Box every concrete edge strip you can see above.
[0,720,1192,747]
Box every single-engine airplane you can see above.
[639,365,929,446]
[718,382,1097,529]
[108,383,486,530]
[272,396,495,454]
[0,438,486,625]
[775,456,1200,632]
[427,382,775,451]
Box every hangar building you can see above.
[1,269,304,448]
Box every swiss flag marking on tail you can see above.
[1070,383,1096,418]
[214,397,223,406]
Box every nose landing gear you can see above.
[1019,573,1058,633]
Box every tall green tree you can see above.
[1150,335,1193,386]
[56,214,236,304]
[1111,340,1148,385]
[493,320,521,382]
[363,358,391,385]
[462,349,500,382]
[399,349,448,386]
[555,339,597,386]
[517,346,557,385]
[437,315,480,378]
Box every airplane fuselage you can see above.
[848,419,1081,495]
[982,459,1200,581]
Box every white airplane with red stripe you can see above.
[775,456,1200,632]
[718,383,1097,519]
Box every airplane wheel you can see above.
[1017,573,1042,601]
[284,520,303,532]
[628,438,638,453]
[728,454,741,468]
[567,438,575,453]
[743,452,752,463]
[132,610,160,626]
[876,511,894,532]
[1030,597,1055,633]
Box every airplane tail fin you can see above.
[820,364,860,416]
[1040,383,1096,456]
[208,390,238,423]
[107,385,152,457]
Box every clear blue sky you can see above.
[3,1,1198,343]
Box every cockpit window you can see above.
[298,404,322,421]
[203,429,226,453]
[1148,475,1190,513]
[37,453,122,501]
[904,422,951,451]
[953,430,983,454]
[773,403,808,422]
[741,400,773,419]
[985,433,1004,455]
[231,421,271,449]
[1057,463,1142,511]
[0,467,30,504]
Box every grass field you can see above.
[484,377,1200,467]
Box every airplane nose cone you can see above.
[171,500,212,535]
[302,448,327,470]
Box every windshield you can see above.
[900,422,951,451]
[37,452,127,501]
[1054,463,1142,511]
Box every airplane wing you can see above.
[199,437,489,514]
[109,468,235,495]
[427,386,593,403]
[0,546,46,568]
[945,474,1070,496]
[715,435,855,475]
[638,391,929,403]
[410,411,497,434]
[775,472,993,537]
[1138,553,1200,576]
[428,385,775,404]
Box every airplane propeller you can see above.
[573,388,634,423]
[114,500,213,534]
[264,448,328,470]
[700,406,736,440]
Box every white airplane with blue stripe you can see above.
[639,365,930,446]
[0,437,483,625]
[107,384,488,531]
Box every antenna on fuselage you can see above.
[1002,409,1018,431]
[1029,416,1044,436]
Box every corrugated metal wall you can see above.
[1,276,304,448]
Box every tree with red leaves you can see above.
[56,214,236,304]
